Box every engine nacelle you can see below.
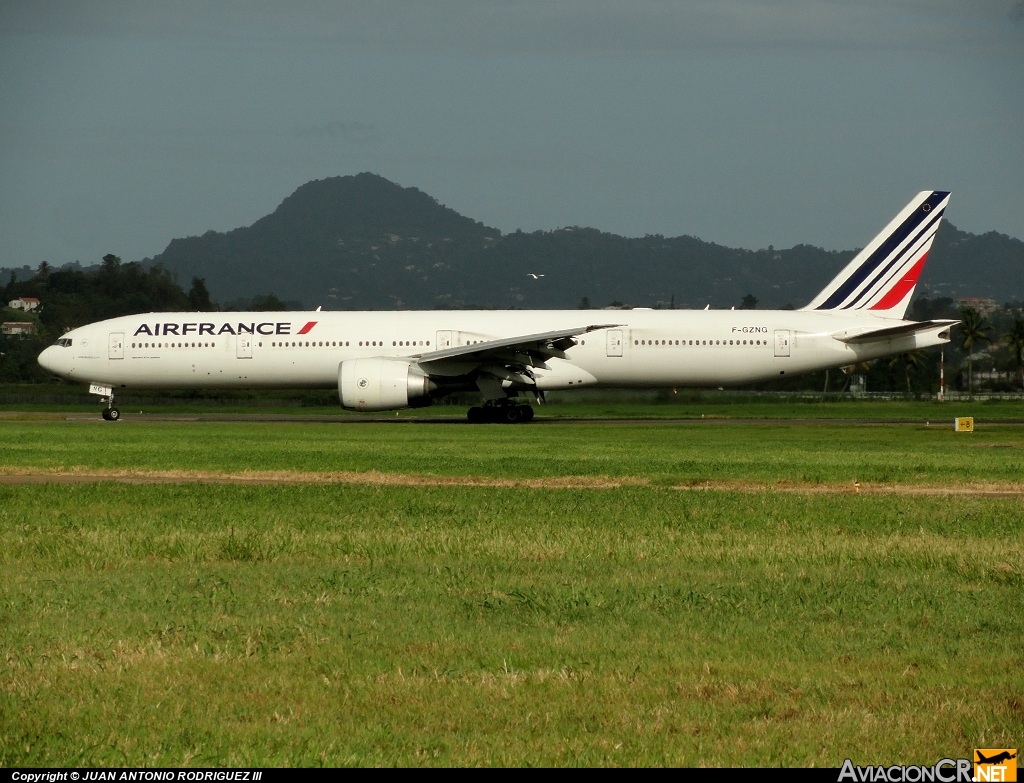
[338,358,434,411]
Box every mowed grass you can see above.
[1,417,1023,766]
[7,392,1024,422]
[2,417,1024,484]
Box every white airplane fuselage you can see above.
[38,308,949,394]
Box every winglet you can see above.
[802,191,951,318]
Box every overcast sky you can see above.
[2,0,1022,269]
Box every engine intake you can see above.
[338,358,434,411]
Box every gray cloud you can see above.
[3,0,1021,53]
[296,121,382,145]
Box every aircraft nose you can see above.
[38,345,69,377]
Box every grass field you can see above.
[1,411,1022,766]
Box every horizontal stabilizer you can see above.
[832,319,958,344]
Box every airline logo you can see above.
[813,191,950,313]
[975,750,1017,782]
[134,321,317,337]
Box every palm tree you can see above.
[1005,316,1024,389]
[958,307,992,398]
[888,350,929,396]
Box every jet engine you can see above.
[338,358,435,411]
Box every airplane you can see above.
[976,752,1016,765]
[38,190,957,423]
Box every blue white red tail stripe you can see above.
[841,206,943,310]
[802,191,951,319]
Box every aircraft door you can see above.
[108,332,124,360]
[606,329,623,357]
[236,335,253,359]
[774,329,791,358]
[435,330,452,350]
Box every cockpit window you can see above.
[54,338,73,347]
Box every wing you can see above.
[412,323,621,382]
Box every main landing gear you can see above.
[466,401,535,424]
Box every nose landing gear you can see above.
[89,383,121,421]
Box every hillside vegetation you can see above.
[140,174,1024,310]
[6,174,1020,312]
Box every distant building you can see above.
[8,297,40,312]
[957,297,998,314]
[2,321,35,336]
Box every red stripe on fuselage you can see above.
[297,321,318,334]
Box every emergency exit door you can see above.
[237,335,253,359]
[774,329,791,358]
[606,329,623,357]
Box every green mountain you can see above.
[11,173,1024,311]
[143,173,502,310]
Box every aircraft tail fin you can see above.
[801,190,951,319]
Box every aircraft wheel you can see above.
[107,407,121,421]
[101,409,110,421]
[521,406,535,423]
[503,406,521,424]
